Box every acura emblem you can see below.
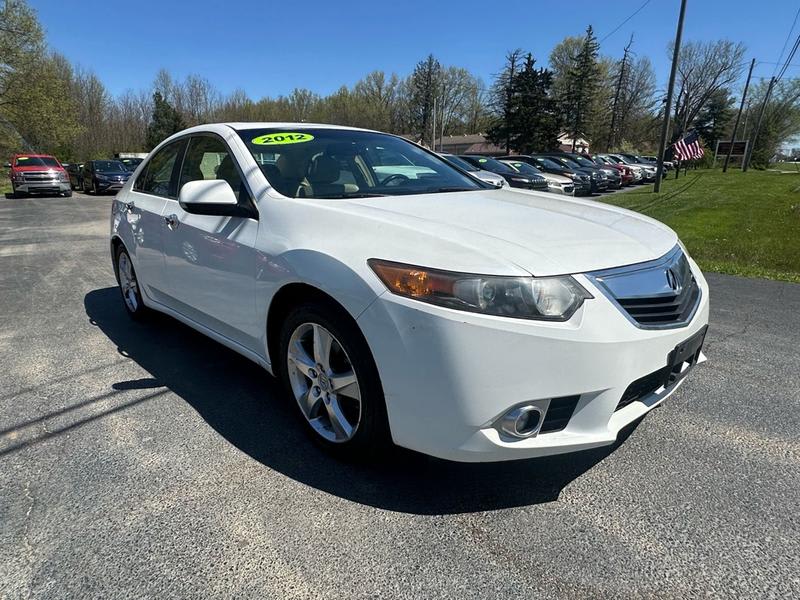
[665,268,680,292]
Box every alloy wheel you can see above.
[117,252,139,312]
[286,322,362,443]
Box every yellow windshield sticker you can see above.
[17,157,29,161]
[252,132,314,145]
[478,158,487,163]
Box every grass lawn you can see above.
[599,168,800,283]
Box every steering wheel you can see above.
[380,173,410,187]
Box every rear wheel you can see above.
[115,246,148,320]
[278,303,389,457]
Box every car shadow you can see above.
[84,287,638,515]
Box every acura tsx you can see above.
[110,123,709,462]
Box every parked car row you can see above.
[5,153,145,198]
[436,151,666,198]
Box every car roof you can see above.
[221,122,375,133]
[14,153,55,158]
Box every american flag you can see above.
[672,131,704,161]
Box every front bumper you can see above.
[357,259,710,462]
[95,179,127,192]
[572,180,591,195]
[13,181,70,194]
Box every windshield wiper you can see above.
[314,192,386,199]
[424,186,482,193]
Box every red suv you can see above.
[6,154,71,198]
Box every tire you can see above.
[278,302,390,458]
[63,190,72,198]
[114,245,149,320]
[93,181,99,195]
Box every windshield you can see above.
[532,156,564,170]
[442,154,479,172]
[461,156,515,174]
[501,161,541,176]
[15,156,59,167]
[94,160,126,173]
[549,156,583,170]
[237,128,487,198]
[119,158,143,171]
[568,154,596,168]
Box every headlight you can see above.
[368,260,592,321]
[58,171,68,182]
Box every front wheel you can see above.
[115,246,148,320]
[278,303,390,457]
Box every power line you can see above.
[776,33,800,82]
[771,6,800,78]
[599,0,653,44]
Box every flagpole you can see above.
[655,0,687,193]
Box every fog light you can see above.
[498,399,550,439]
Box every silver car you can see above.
[441,153,507,188]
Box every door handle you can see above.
[164,214,179,229]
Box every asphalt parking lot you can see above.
[1,193,798,599]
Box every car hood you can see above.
[540,173,573,184]
[474,169,504,182]
[330,188,678,276]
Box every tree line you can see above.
[2,0,798,167]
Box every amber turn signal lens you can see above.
[369,261,432,297]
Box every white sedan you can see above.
[110,123,709,462]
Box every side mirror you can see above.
[178,179,256,218]
[3,162,10,168]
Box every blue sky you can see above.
[30,0,799,99]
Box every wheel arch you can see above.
[265,282,366,371]
[110,236,125,283]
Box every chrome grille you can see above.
[22,171,59,182]
[587,245,701,329]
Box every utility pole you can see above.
[723,58,755,172]
[655,0,687,193]
[608,35,633,152]
[431,97,437,151]
[743,76,775,172]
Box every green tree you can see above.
[749,78,800,167]
[487,49,522,152]
[487,52,559,153]
[146,91,185,150]
[407,54,441,144]
[693,88,734,151]
[561,26,601,151]
[1,1,79,156]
